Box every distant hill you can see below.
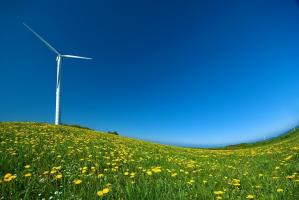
[222,128,299,149]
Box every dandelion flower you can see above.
[43,171,49,175]
[24,165,31,169]
[97,188,109,197]
[146,171,152,176]
[277,188,284,192]
[246,194,254,199]
[97,191,103,197]
[98,174,104,178]
[55,174,62,179]
[24,173,32,177]
[214,191,224,196]
[102,188,109,194]
[73,179,82,185]
[3,173,16,182]
[4,173,12,179]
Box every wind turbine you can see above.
[23,23,92,125]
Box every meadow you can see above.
[0,122,298,199]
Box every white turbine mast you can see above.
[23,23,92,125]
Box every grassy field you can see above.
[0,122,298,199]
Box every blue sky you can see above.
[1,0,299,146]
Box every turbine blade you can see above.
[23,23,60,55]
[61,55,92,60]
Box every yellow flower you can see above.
[55,174,62,179]
[124,172,129,176]
[98,174,104,178]
[3,173,16,182]
[4,173,12,179]
[146,171,152,176]
[187,179,195,185]
[103,188,109,194]
[246,194,254,199]
[43,171,49,175]
[130,172,136,178]
[73,179,82,185]
[97,191,103,196]
[24,173,32,177]
[171,173,177,177]
[24,165,31,169]
[286,175,295,180]
[214,191,224,195]
[97,188,109,197]
[151,166,162,173]
[53,166,62,170]
[277,188,284,192]
[284,155,293,161]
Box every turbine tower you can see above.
[23,23,92,125]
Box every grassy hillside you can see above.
[0,122,298,199]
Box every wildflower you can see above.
[284,155,293,161]
[214,191,224,195]
[43,171,49,175]
[55,174,62,180]
[277,188,284,192]
[286,175,295,180]
[146,171,152,176]
[130,172,136,177]
[53,166,62,170]
[97,188,109,197]
[98,174,104,178]
[3,173,16,182]
[103,188,109,194]
[97,191,104,197]
[73,179,82,185]
[124,172,129,176]
[24,173,32,177]
[152,167,162,173]
[171,173,177,177]
[4,173,12,180]
[24,165,31,169]
[246,194,254,199]
[187,179,195,185]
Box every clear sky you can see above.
[1,0,299,146]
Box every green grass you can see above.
[0,122,298,199]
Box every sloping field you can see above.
[0,122,298,199]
